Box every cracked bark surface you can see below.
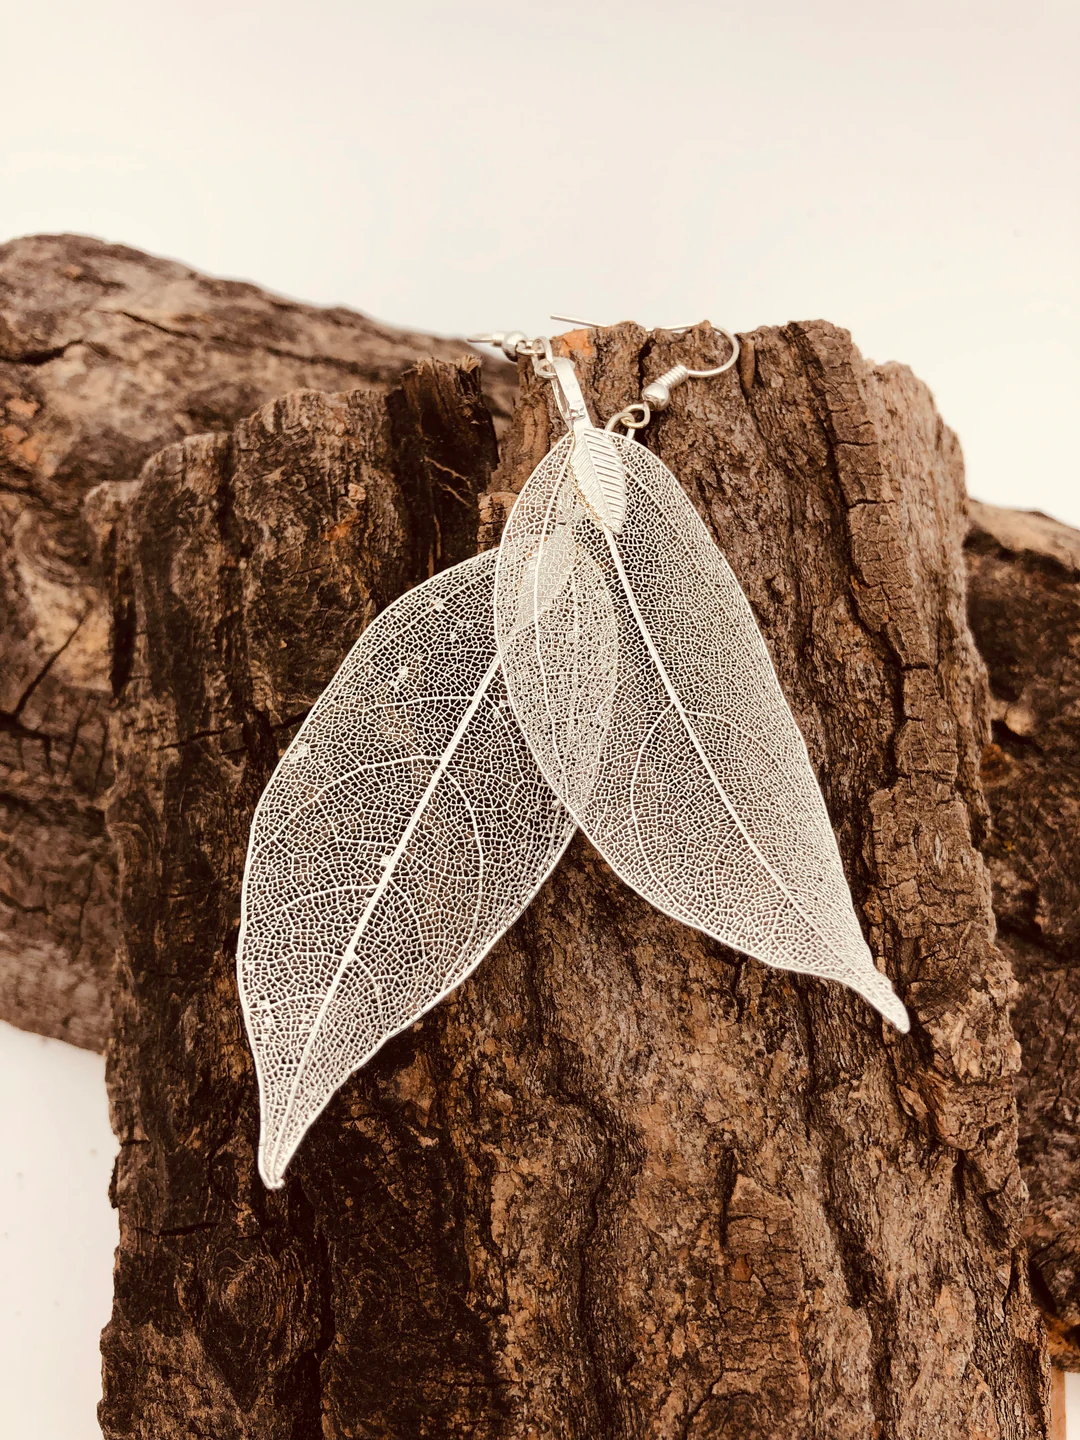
[0,234,512,1048]
[98,324,1049,1437]
[965,502,1080,1367]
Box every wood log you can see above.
[5,243,1076,1371]
[0,234,512,1049]
[966,503,1080,1368]
[96,323,1050,1437]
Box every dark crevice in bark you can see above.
[6,341,81,365]
[9,612,89,717]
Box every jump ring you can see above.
[605,402,651,434]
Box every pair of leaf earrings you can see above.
[238,325,909,1190]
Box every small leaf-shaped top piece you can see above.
[239,548,575,1188]
[571,426,627,533]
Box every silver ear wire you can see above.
[641,327,740,411]
[545,318,741,415]
[548,317,706,337]
[467,331,530,362]
[470,320,740,434]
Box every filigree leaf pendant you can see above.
[494,429,909,1032]
[239,548,576,1187]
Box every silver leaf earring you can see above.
[487,325,909,1035]
[238,548,575,1188]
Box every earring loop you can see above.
[604,402,651,436]
[641,327,739,411]
[469,322,740,431]
[676,325,740,378]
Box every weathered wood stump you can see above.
[0,234,511,1049]
[966,503,1080,1369]
[93,319,1050,1437]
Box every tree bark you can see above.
[0,234,511,1049]
[965,502,1080,1367]
[97,321,1050,1438]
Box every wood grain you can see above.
[96,322,1050,1436]
[0,234,512,1048]
[967,501,1080,1368]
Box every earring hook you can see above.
[546,318,740,407]
[640,326,740,410]
[468,320,741,437]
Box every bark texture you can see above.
[98,322,1049,1438]
[0,234,511,1049]
[966,502,1080,1365]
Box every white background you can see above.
[0,1,1077,1435]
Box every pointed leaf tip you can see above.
[259,1156,286,1190]
[879,989,911,1034]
